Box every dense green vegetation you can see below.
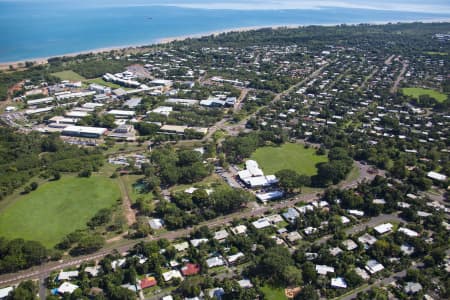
[0,175,120,247]
[250,143,328,176]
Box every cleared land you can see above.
[402,87,447,103]
[250,143,328,176]
[51,70,86,81]
[0,176,120,247]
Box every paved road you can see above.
[390,60,408,93]
[338,262,424,300]
[316,212,402,245]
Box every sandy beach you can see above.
[0,24,302,70]
[1,19,448,71]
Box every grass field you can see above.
[424,51,448,56]
[85,78,122,89]
[260,284,287,300]
[402,87,447,103]
[51,70,86,81]
[0,175,120,247]
[250,143,328,176]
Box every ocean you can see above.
[1,1,449,63]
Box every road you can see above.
[390,60,408,93]
[338,262,424,300]
[0,161,378,288]
[316,212,402,245]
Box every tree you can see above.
[70,235,104,256]
[295,285,318,300]
[283,265,303,286]
[276,169,301,192]
[7,280,38,300]
[302,261,317,284]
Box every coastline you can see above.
[1,18,449,70]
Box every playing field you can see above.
[402,87,447,103]
[51,70,86,81]
[0,176,120,247]
[250,143,328,176]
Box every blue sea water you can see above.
[0,1,449,62]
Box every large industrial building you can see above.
[61,126,107,138]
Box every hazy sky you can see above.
[3,0,450,14]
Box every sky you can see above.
[2,0,450,14]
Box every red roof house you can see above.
[140,276,157,289]
[181,263,200,276]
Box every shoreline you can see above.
[1,18,449,70]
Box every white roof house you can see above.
[58,270,79,281]
[173,242,189,252]
[237,279,253,288]
[398,227,419,237]
[354,267,370,280]
[163,270,183,282]
[206,256,225,268]
[0,287,13,299]
[162,296,174,300]
[296,205,314,214]
[57,282,79,294]
[427,171,447,182]
[374,223,393,235]
[348,209,365,217]
[230,225,247,235]
[149,218,164,230]
[190,238,208,247]
[404,282,423,294]
[84,266,101,277]
[365,260,384,274]
[331,277,348,289]
[340,216,351,224]
[266,214,284,224]
[358,233,377,245]
[316,265,335,275]
[286,231,303,243]
[252,218,271,229]
[111,258,126,270]
[304,227,318,235]
[227,252,245,264]
[214,230,229,241]
[342,239,358,251]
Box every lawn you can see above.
[260,284,287,300]
[51,70,86,81]
[0,175,120,247]
[85,77,122,89]
[402,87,447,103]
[250,143,328,176]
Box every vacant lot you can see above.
[51,70,86,81]
[250,143,328,176]
[0,176,120,247]
[402,87,447,103]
